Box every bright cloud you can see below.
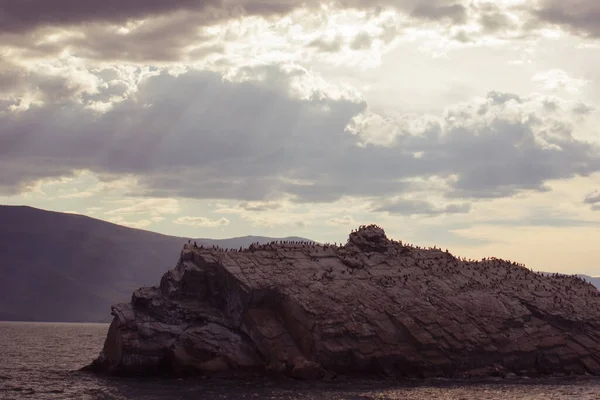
[533,69,590,93]
[327,215,357,226]
[104,198,181,217]
[173,216,231,228]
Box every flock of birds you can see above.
[185,224,600,308]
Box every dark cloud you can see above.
[0,60,26,93]
[308,37,344,53]
[435,92,600,199]
[585,191,600,204]
[0,10,225,63]
[1,0,598,67]
[240,0,303,16]
[1,67,599,206]
[585,190,600,211]
[533,0,600,38]
[411,2,466,24]
[8,0,580,65]
[237,202,282,212]
[374,199,471,216]
[0,66,362,200]
[0,0,468,35]
[64,13,220,62]
[0,1,464,63]
[0,0,220,33]
[0,1,300,63]
[476,3,516,34]
[350,32,374,51]
[343,0,469,24]
[451,1,600,42]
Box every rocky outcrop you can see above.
[88,225,600,379]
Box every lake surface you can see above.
[2,321,600,399]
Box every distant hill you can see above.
[579,275,600,290]
[541,272,600,291]
[0,206,311,322]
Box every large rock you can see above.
[87,225,600,379]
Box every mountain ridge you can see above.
[0,205,311,322]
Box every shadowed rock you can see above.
[87,225,600,379]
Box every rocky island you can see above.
[88,225,600,379]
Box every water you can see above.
[2,322,600,399]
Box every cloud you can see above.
[584,190,600,211]
[0,59,27,96]
[584,190,600,204]
[0,5,404,68]
[1,0,591,69]
[350,91,600,199]
[533,0,600,38]
[437,92,600,198]
[327,215,356,226]
[572,102,595,116]
[0,65,599,205]
[1,0,554,68]
[308,36,344,53]
[106,215,155,229]
[411,2,467,23]
[54,171,139,199]
[0,0,470,36]
[476,2,518,35]
[532,69,590,93]
[64,210,83,215]
[0,0,221,34]
[374,199,471,216]
[104,198,181,217]
[173,216,230,227]
[2,0,599,76]
[237,201,282,212]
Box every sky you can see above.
[1,0,600,274]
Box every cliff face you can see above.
[88,225,600,379]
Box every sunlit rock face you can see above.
[88,225,600,379]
